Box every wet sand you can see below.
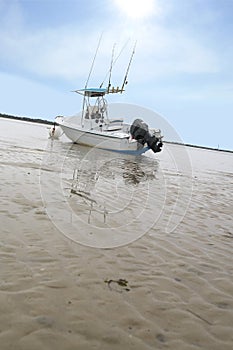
[0,118,233,349]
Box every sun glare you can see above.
[114,0,157,19]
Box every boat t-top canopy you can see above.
[74,88,107,97]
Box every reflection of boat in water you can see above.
[68,151,159,224]
[53,43,163,155]
[41,141,165,248]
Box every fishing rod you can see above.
[99,38,131,89]
[78,33,103,127]
[120,41,137,93]
[85,33,103,89]
[107,43,116,93]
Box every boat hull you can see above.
[58,121,149,155]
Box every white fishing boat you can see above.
[54,44,163,155]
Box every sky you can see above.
[0,0,233,150]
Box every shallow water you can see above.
[0,117,233,350]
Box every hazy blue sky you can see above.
[0,0,232,150]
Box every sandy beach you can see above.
[0,117,233,349]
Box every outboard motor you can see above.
[130,119,163,153]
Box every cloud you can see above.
[0,0,220,87]
[132,23,219,79]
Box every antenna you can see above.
[85,33,103,89]
[120,41,137,93]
